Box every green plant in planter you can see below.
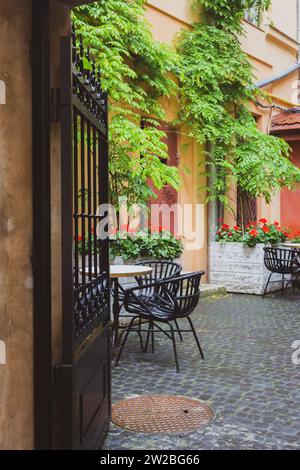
[110,232,142,261]
[216,219,289,247]
[110,228,184,261]
[140,231,184,260]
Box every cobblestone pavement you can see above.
[104,294,300,450]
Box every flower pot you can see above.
[209,242,287,295]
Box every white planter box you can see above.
[209,242,285,295]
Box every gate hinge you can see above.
[50,88,60,123]
[52,364,73,399]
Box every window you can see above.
[237,186,257,229]
[244,7,261,27]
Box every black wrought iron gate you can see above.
[56,33,111,450]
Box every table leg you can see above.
[112,277,121,347]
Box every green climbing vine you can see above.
[177,0,300,206]
[74,0,300,214]
[73,0,179,209]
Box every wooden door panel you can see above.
[75,325,111,449]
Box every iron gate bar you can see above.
[73,95,106,133]
[93,127,98,279]
[74,108,79,288]
[87,120,92,282]
[80,113,86,285]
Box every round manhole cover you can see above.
[111,395,214,434]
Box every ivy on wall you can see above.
[73,0,179,209]
[177,0,300,206]
[74,0,300,212]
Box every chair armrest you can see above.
[124,282,160,314]
[124,281,177,315]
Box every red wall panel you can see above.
[281,141,300,237]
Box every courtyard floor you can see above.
[104,293,300,450]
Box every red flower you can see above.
[77,235,83,241]
[234,226,240,231]
[120,224,128,231]
[259,218,267,224]
[110,228,117,236]
[262,225,270,234]
[249,229,258,237]
[221,224,230,230]
[274,221,280,226]
[283,231,289,237]
[228,232,233,237]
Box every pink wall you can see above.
[281,141,300,237]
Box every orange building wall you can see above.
[145,0,298,272]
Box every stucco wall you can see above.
[0,0,71,450]
[0,0,33,450]
[272,0,298,41]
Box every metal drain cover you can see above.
[112,395,214,434]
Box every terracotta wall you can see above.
[0,0,33,450]
[281,141,300,236]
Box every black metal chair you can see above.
[117,260,182,342]
[133,260,183,338]
[134,260,182,285]
[263,247,300,296]
[117,260,182,302]
[115,271,205,373]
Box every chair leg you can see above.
[151,319,155,353]
[187,317,204,360]
[169,322,180,373]
[144,320,152,353]
[174,319,183,342]
[292,275,297,296]
[137,317,144,351]
[263,272,273,297]
[282,273,285,296]
[115,317,135,366]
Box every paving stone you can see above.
[104,293,300,450]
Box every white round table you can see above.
[282,243,300,249]
[110,265,152,278]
